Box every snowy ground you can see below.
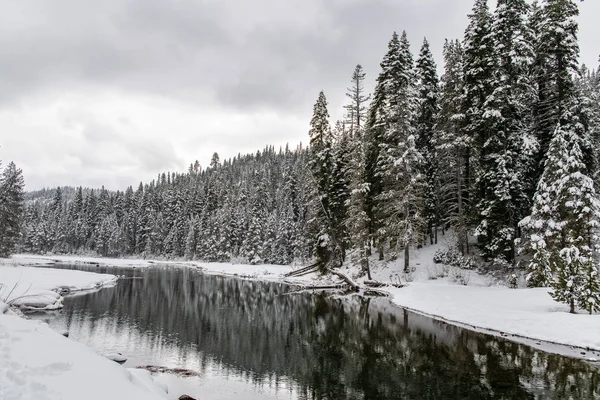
[3,249,600,356]
[0,266,117,310]
[0,305,168,400]
[0,264,168,400]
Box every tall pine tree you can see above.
[415,37,440,246]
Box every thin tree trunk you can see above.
[404,242,410,273]
[570,297,575,314]
[360,242,372,280]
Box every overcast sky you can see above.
[0,0,598,190]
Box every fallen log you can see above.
[363,289,391,297]
[363,280,387,288]
[364,280,405,289]
[326,268,360,291]
[282,284,347,295]
[285,263,319,277]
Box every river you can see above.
[30,264,600,399]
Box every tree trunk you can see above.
[570,298,575,314]
[360,242,372,280]
[404,242,410,273]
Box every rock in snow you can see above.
[104,352,128,364]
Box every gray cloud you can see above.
[0,0,598,190]
[0,0,476,110]
[2,0,596,112]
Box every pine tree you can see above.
[533,0,590,175]
[364,32,401,258]
[307,91,337,270]
[330,121,352,258]
[548,123,600,313]
[474,0,536,264]
[520,124,569,287]
[184,217,197,260]
[395,135,425,272]
[0,162,25,257]
[343,65,372,277]
[436,39,469,254]
[375,31,420,265]
[462,0,496,219]
[520,113,600,307]
[344,65,370,134]
[415,37,440,246]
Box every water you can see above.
[31,264,600,399]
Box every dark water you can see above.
[32,264,600,400]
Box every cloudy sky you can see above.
[0,0,598,190]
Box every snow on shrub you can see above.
[433,248,476,270]
[450,267,470,286]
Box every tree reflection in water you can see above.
[35,265,600,400]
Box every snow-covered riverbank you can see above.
[3,252,600,357]
[0,264,168,400]
[0,266,117,310]
[0,305,168,400]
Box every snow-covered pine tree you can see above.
[343,65,372,277]
[216,200,234,262]
[519,124,568,287]
[520,107,600,307]
[474,0,536,265]
[533,0,593,176]
[69,186,84,249]
[436,39,470,255]
[307,91,337,270]
[375,31,421,266]
[239,171,268,264]
[547,121,600,313]
[0,162,25,257]
[344,65,370,135]
[345,139,372,277]
[462,0,496,222]
[330,121,352,258]
[575,64,600,185]
[364,32,401,259]
[415,37,440,246]
[184,217,197,260]
[395,135,425,272]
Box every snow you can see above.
[0,264,168,399]
[1,254,153,268]
[4,249,600,354]
[0,308,167,400]
[387,283,600,351]
[0,266,117,310]
[104,352,128,364]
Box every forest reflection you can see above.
[37,265,600,400]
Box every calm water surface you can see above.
[31,264,600,400]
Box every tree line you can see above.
[14,0,600,312]
[0,160,25,257]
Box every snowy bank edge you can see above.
[0,306,168,400]
[5,253,600,363]
[390,299,600,363]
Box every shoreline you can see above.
[3,253,600,364]
[0,265,169,400]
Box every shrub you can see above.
[433,248,476,270]
[450,267,471,286]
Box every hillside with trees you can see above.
[16,0,600,312]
